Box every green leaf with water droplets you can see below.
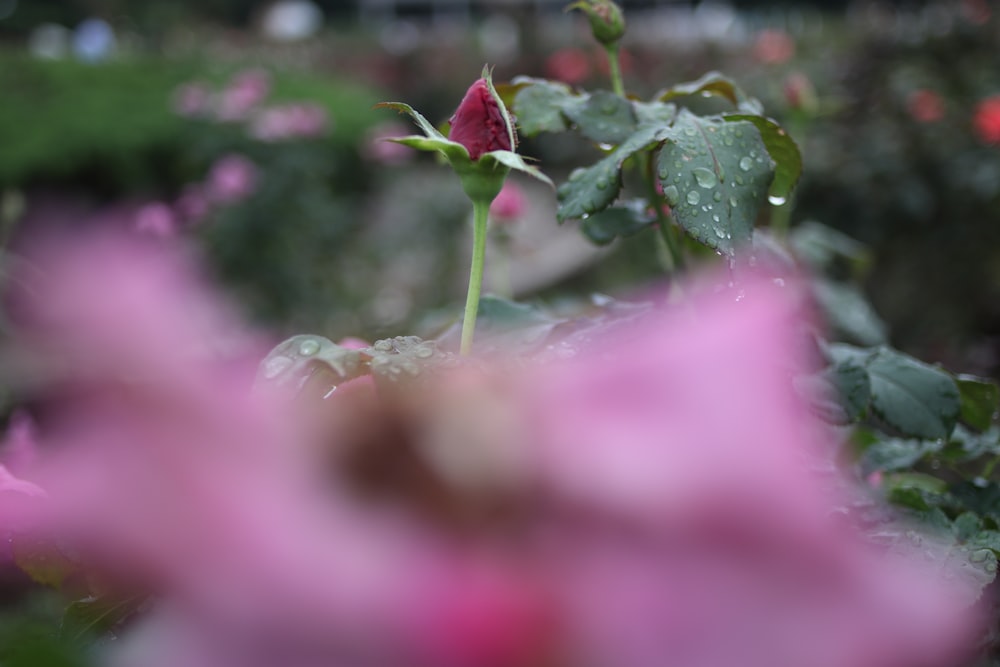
[866,347,961,440]
[256,334,368,395]
[656,71,748,107]
[557,124,667,221]
[562,90,638,144]
[724,114,802,203]
[579,200,657,245]
[511,78,577,136]
[656,110,775,255]
[956,374,999,431]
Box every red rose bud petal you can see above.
[448,78,514,161]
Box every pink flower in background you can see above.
[908,89,944,123]
[1,410,40,474]
[363,121,415,165]
[752,29,795,65]
[215,69,272,121]
[545,48,591,85]
[973,95,1000,145]
[207,154,258,203]
[172,82,212,117]
[489,181,527,222]
[784,71,818,112]
[249,103,329,141]
[134,202,178,238]
[175,183,211,224]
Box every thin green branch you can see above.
[460,199,491,355]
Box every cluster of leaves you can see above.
[505,71,801,255]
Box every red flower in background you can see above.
[908,89,944,124]
[973,96,1000,145]
[546,48,592,86]
[448,78,514,161]
[752,29,795,65]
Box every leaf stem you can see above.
[642,153,685,272]
[605,44,625,98]
[460,199,491,355]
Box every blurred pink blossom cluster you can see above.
[132,153,258,238]
[0,231,983,667]
[172,68,329,141]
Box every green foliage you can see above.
[513,70,800,256]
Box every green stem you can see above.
[605,44,625,97]
[641,153,685,273]
[460,199,491,355]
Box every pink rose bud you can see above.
[448,77,514,161]
[489,181,527,222]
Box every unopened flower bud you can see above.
[448,77,516,161]
[567,0,626,47]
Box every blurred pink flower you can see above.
[523,275,979,667]
[973,95,1000,145]
[207,154,258,203]
[1,410,40,474]
[908,89,944,124]
[363,121,415,165]
[249,103,329,141]
[6,232,553,667]
[753,29,795,65]
[489,181,527,223]
[172,82,212,117]
[0,233,981,667]
[134,202,178,238]
[215,69,272,122]
[545,48,591,85]
[784,71,819,112]
[175,183,211,224]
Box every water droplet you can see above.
[693,167,717,189]
[674,160,683,169]
[749,150,758,158]
[683,125,697,137]
[734,128,744,138]
[723,135,734,146]
[713,191,722,202]
[686,190,701,205]
[602,101,618,114]
[414,346,434,359]
[739,157,753,171]
[729,196,738,207]
[658,167,669,180]
[735,175,745,185]
[298,339,320,356]
[374,339,393,352]
[768,194,787,206]
[663,185,680,205]
[262,356,294,379]
[595,179,608,190]
[712,214,720,222]
[714,228,726,238]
